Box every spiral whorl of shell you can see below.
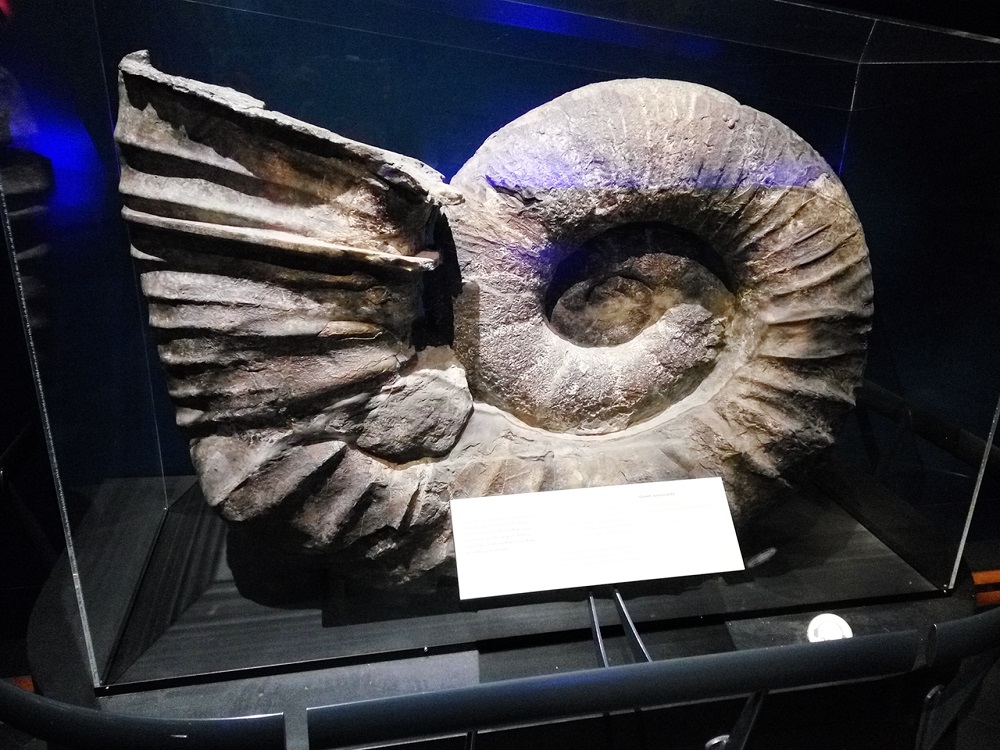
[116,56,872,587]
[447,79,872,520]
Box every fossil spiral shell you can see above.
[116,54,872,587]
[446,79,873,495]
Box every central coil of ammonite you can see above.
[449,79,871,447]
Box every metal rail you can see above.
[307,630,921,747]
[0,677,285,750]
[4,604,1000,749]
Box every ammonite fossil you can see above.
[116,51,873,587]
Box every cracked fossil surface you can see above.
[116,51,873,587]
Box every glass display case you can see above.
[3,0,998,722]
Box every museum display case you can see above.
[2,0,999,733]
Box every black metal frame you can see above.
[3,594,999,750]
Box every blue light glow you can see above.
[455,0,723,60]
[486,156,825,194]
[15,88,105,225]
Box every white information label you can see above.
[450,477,744,600]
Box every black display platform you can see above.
[114,485,939,690]
[29,450,975,709]
[22,454,981,746]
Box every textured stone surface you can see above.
[116,54,873,587]
[356,349,473,463]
